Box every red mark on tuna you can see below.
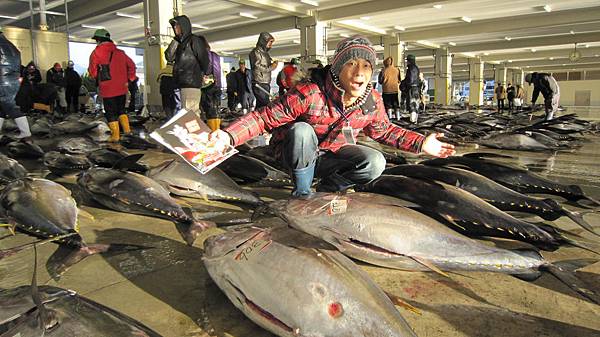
[328,302,344,318]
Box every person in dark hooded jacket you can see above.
[165,15,210,117]
[14,61,41,138]
[249,32,278,109]
[400,54,420,123]
[525,72,560,120]
[64,60,82,113]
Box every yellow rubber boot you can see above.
[207,118,221,131]
[108,121,120,142]
[118,114,132,135]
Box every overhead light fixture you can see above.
[543,4,552,12]
[300,0,319,6]
[116,12,141,19]
[219,51,233,55]
[81,24,105,29]
[595,54,600,57]
[360,16,371,20]
[570,30,575,35]
[338,20,386,35]
[340,33,350,38]
[192,23,208,29]
[38,10,65,16]
[448,42,456,46]
[121,41,139,45]
[525,66,530,68]
[433,4,443,9]
[549,57,554,60]
[68,35,77,39]
[507,60,513,63]
[483,52,490,56]
[584,44,590,48]
[0,14,18,19]
[562,64,566,66]
[394,26,406,31]
[292,39,301,44]
[531,48,536,52]
[239,12,258,19]
[504,36,512,41]
[460,16,472,23]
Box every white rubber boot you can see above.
[395,109,401,121]
[0,117,4,133]
[387,109,393,119]
[14,116,31,138]
[410,111,418,124]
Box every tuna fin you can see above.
[384,291,422,315]
[563,209,600,237]
[542,259,600,305]
[77,208,95,220]
[411,256,450,278]
[112,153,145,171]
[0,223,17,236]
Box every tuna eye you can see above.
[328,302,343,318]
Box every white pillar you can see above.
[299,17,327,71]
[434,48,451,105]
[514,69,525,86]
[383,35,404,73]
[494,64,507,85]
[143,0,179,105]
[468,57,484,106]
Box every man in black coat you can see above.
[64,60,81,113]
[400,54,420,123]
[249,32,277,109]
[235,60,253,113]
[165,15,209,117]
[47,62,67,113]
[226,67,237,111]
[525,72,560,120]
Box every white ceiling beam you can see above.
[203,16,299,42]
[507,57,600,68]
[316,0,449,22]
[451,32,600,53]
[398,6,600,42]
[52,0,140,28]
[481,47,600,62]
[524,63,600,72]
[223,0,309,17]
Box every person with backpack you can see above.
[209,36,455,197]
[165,15,210,118]
[88,28,136,142]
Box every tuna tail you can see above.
[541,259,600,305]
[537,224,600,256]
[46,243,148,280]
[563,209,600,237]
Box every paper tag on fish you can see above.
[328,198,348,215]
[234,239,272,262]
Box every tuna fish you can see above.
[203,226,418,337]
[86,148,148,174]
[267,192,599,304]
[7,140,44,159]
[0,154,27,185]
[43,151,91,176]
[147,159,263,206]
[218,154,292,187]
[77,166,214,245]
[56,137,101,155]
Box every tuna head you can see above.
[0,154,27,185]
[43,151,92,175]
[203,227,417,337]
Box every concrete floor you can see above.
[1,107,599,337]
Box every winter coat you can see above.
[400,60,419,91]
[249,32,274,84]
[378,57,401,94]
[506,84,516,100]
[495,85,506,100]
[15,61,41,108]
[0,32,21,115]
[226,71,237,94]
[88,41,136,98]
[225,66,425,159]
[515,85,525,99]
[46,67,66,88]
[530,72,559,102]
[235,68,252,94]
[164,15,210,89]
[157,65,177,96]
[64,67,82,89]
[207,51,222,88]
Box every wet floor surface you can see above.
[1,107,599,337]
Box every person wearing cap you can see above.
[210,36,455,197]
[46,62,67,114]
[88,28,136,142]
[249,32,278,109]
[64,60,82,113]
[234,59,253,113]
[525,72,560,120]
[400,54,421,123]
[165,15,210,118]
[277,57,300,97]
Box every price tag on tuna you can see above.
[328,198,348,215]
[234,239,272,261]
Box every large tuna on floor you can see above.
[203,226,417,337]
[77,164,214,245]
[0,154,27,185]
[147,159,263,206]
[268,192,599,304]
[0,285,163,336]
[218,154,292,187]
[43,151,91,176]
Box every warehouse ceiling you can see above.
[1,0,600,73]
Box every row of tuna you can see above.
[1,115,599,336]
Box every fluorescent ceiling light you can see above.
[570,30,575,35]
[192,23,208,29]
[81,24,105,29]
[507,60,513,63]
[549,57,554,60]
[68,35,77,39]
[38,10,65,16]
[562,64,566,66]
[239,12,258,19]
[340,33,350,38]
[116,12,141,19]
[595,54,600,57]
[360,16,370,20]
[525,66,530,68]
[219,51,233,55]
[483,52,490,56]
[300,0,319,6]
[338,20,386,35]
[460,16,472,23]
[394,26,406,31]
[584,44,590,48]
[543,5,552,12]
[292,39,300,44]
[448,42,456,46]
[433,4,443,9]
[121,41,139,45]
[0,14,18,19]
[531,48,536,52]
[504,36,512,41]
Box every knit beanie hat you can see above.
[330,35,377,79]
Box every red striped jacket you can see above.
[225,67,425,158]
